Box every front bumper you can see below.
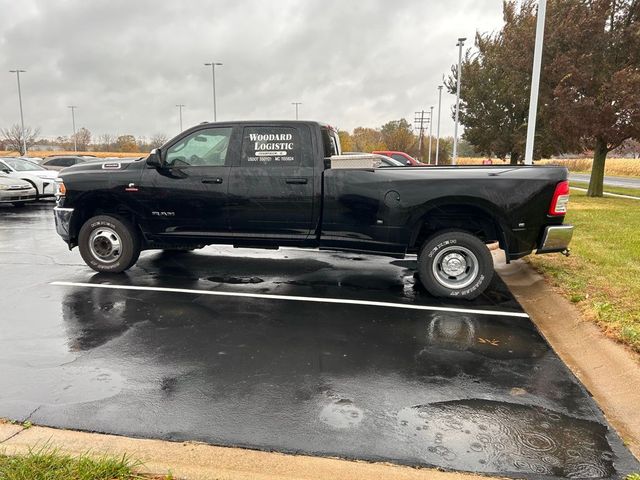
[53,206,74,242]
[536,225,574,254]
[0,188,36,203]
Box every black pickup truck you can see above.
[53,120,573,299]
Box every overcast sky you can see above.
[0,0,505,141]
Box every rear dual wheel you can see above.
[79,215,141,273]
[418,230,494,300]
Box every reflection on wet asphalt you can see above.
[0,204,638,479]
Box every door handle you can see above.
[285,177,308,185]
[202,177,224,184]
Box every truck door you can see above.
[138,126,234,238]
[227,125,315,241]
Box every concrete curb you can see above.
[0,422,507,480]
[494,254,640,460]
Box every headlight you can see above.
[55,179,66,197]
[0,185,8,191]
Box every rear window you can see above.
[321,128,340,158]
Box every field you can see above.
[0,150,145,159]
[528,189,640,353]
[456,156,640,177]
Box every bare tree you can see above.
[149,133,168,149]
[0,124,41,155]
[97,133,116,151]
[72,127,91,151]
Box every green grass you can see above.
[528,189,640,352]
[570,181,640,198]
[0,446,145,480]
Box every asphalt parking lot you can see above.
[1,203,638,479]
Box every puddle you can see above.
[0,366,123,406]
[319,398,364,429]
[398,399,614,478]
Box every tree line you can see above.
[450,0,640,196]
[0,124,168,154]
[338,119,464,164]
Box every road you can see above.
[569,173,640,189]
[0,203,638,479]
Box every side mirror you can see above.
[146,148,163,168]
[406,160,411,166]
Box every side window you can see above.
[166,128,232,167]
[241,127,300,167]
[391,154,406,163]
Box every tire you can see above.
[12,202,26,208]
[417,230,493,300]
[78,215,141,273]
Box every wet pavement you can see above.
[1,203,638,479]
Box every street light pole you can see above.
[292,102,302,120]
[204,62,223,121]
[524,0,547,165]
[452,37,466,165]
[9,69,27,154]
[176,104,185,131]
[428,106,434,164]
[435,85,443,165]
[67,105,78,152]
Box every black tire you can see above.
[417,230,493,300]
[12,202,26,208]
[78,215,141,273]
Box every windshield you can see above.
[2,158,47,171]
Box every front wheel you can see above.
[78,215,141,273]
[417,230,494,300]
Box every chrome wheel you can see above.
[431,245,479,290]
[88,227,122,263]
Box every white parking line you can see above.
[572,186,640,200]
[50,281,530,318]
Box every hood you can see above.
[60,157,145,174]
[0,175,31,187]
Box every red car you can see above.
[372,151,427,166]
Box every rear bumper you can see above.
[53,206,74,242]
[536,225,574,254]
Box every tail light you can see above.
[549,181,570,216]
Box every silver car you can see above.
[0,174,37,207]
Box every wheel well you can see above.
[22,178,38,195]
[70,194,141,244]
[410,204,505,252]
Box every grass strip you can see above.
[528,189,640,353]
[0,445,146,480]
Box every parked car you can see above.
[0,174,37,207]
[343,152,405,167]
[372,150,427,166]
[53,120,573,300]
[41,156,90,171]
[0,157,59,199]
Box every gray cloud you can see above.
[0,0,504,141]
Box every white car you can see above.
[0,157,59,199]
[0,174,36,207]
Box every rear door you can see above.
[227,124,315,241]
